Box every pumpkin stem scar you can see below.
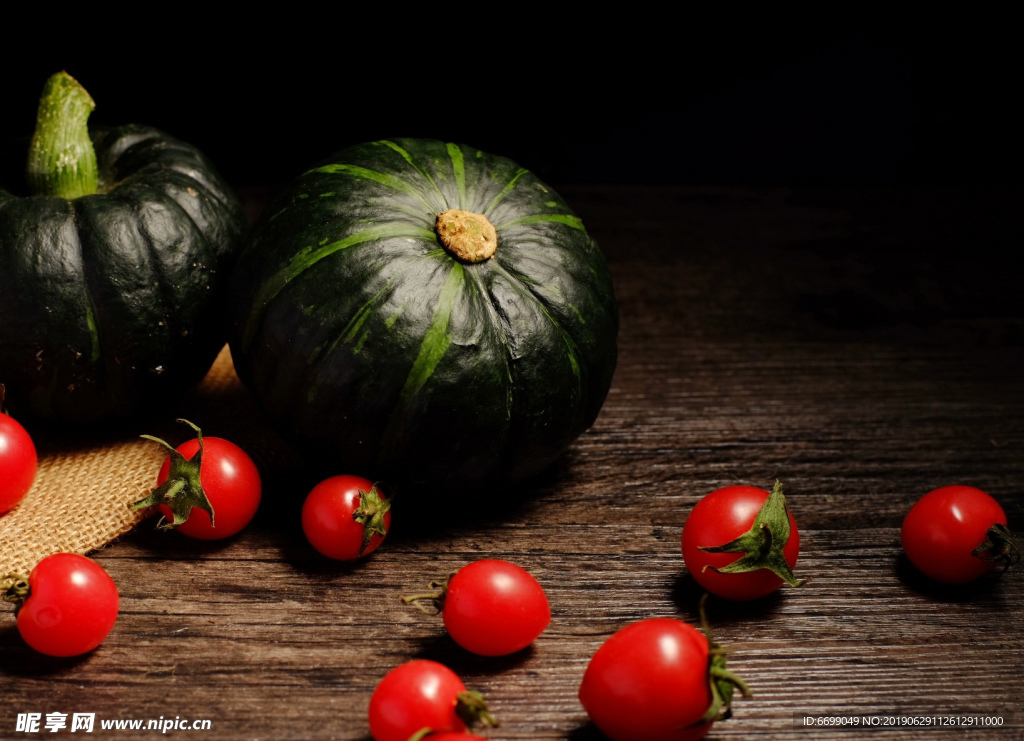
[436,209,497,263]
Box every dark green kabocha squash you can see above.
[229,138,618,490]
[0,72,244,422]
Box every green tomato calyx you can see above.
[698,594,752,725]
[698,479,806,588]
[130,419,215,530]
[455,689,499,730]
[405,690,498,741]
[972,523,1020,573]
[436,209,497,263]
[353,484,391,555]
[1,573,30,605]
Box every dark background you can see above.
[1,20,1019,190]
[2,20,1023,741]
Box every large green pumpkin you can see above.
[0,73,244,422]
[229,138,618,489]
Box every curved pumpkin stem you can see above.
[27,71,99,199]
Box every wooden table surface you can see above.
[2,183,1022,740]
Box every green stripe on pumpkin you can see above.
[341,282,393,352]
[489,259,583,399]
[242,223,435,346]
[84,299,101,363]
[467,268,514,424]
[495,213,585,231]
[309,163,434,210]
[484,168,529,216]
[306,282,395,404]
[389,201,436,223]
[446,143,467,210]
[377,140,447,206]
[380,262,465,458]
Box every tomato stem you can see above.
[130,419,216,530]
[403,691,497,741]
[455,690,499,729]
[697,593,752,726]
[400,575,453,614]
[698,479,806,588]
[972,523,1020,573]
[1,573,30,605]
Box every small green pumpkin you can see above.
[228,138,618,490]
[0,72,244,422]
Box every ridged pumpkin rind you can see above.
[0,124,244,422]
[229,139,618,489]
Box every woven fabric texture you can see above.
[0,346,263,576]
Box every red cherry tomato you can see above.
[301,475,391,560]
[368,660,493,741]
[442,560,550,656]
[156,436,261,540]
[901,485,1013,584]
[404,559,551,656]
[579,618,717,741]
[0,410,37,513]
[682,484,801,600]
[15,553,119,657]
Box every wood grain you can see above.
[2,184,1021,740]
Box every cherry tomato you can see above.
[0,410,37,513]
[404,559,551,656]
[367,660,495,741]
[580,617,743,741]
[682,483,801,600]
[148,432,261,540]
[445,560,550,656]
[301,475,391,560]
[14,553,119,657]
[901,485,1014,584]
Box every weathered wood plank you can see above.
[2,184,1021,740]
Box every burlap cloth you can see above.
[0,345,299,576]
